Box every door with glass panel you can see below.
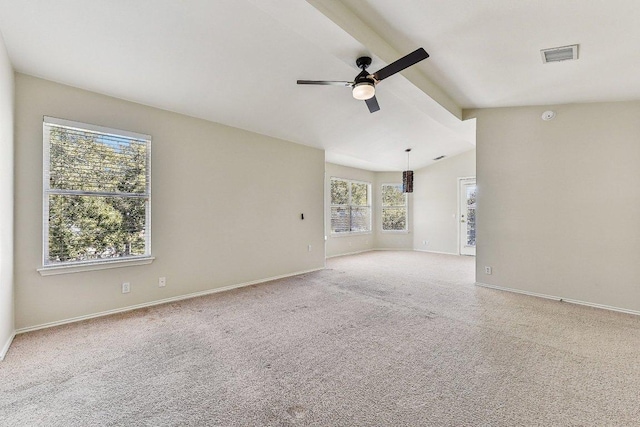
[459,178,476,256]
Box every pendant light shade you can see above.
[402,148,413,193]
[402,170,414,193]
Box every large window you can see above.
[381,184,408,231]
[330,178,371,234]
[43,117,151,267]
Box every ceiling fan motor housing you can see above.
[356,56,372,69]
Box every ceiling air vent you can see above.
[433,155,446,161]
[541,44,578,63]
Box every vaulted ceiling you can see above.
[0,0,637,171]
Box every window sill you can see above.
[381,230,410,234]
[330,231,372,238]
[37,256,155,276]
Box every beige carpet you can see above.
[1,251,639,426]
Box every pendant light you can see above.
[402,148,413,193]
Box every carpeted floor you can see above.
[1,251,639,426]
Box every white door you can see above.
[459,178,476,256]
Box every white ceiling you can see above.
[0,0,638,171]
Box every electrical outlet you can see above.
[422,240,429,246]
[485,266,492,275]
[308,245,312,252]
[122,282,131,293]
[159,277,166,287]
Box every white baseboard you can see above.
[1,331,15,361]
[476,282,640,317]
[413,248,459,256]
[328,248,464,258]
[326,249,372,259]
[16,267,325,335]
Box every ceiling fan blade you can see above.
[365,96,380,113]
[297,80,352,86]
[372,48,429,81]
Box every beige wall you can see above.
[466,102,640,313]
[325,163,376,257]
[0,31,14,358]
[14,74,325,330]
[412,149,476,254]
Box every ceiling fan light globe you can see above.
[352,82,375,100]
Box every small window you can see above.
[381,184,408,231]
[330,178,371,234]
[43,117,151,267]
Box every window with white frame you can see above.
[43,117,151,266]
[381,183,408,231]
[330,178,371,234]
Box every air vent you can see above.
[541,44,578,63]
[433,155,446,161]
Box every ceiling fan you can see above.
[297,48,429,113]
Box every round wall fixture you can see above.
[541,110,556,121]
